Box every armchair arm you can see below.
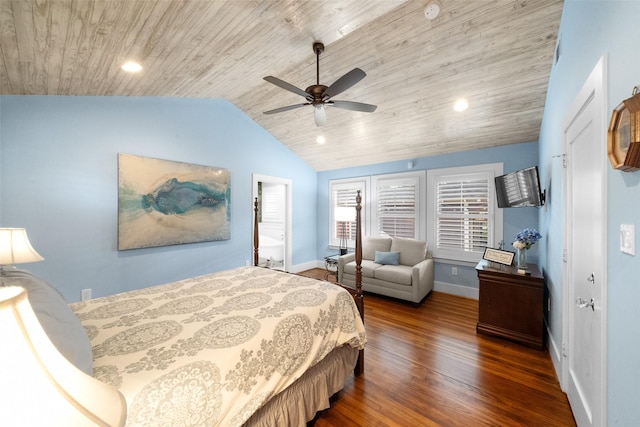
[338,253,356,283]
[411,257,434,298]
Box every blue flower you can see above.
[513,228,542,250]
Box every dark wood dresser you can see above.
[475,260,545,349]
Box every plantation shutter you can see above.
[375,177,418,239]
[330,181,365,246]
[435,174,490,253]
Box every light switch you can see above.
[620,224,635,256]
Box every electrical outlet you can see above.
[451,267,458,276]
[81,289,91,301]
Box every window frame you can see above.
[370,171,426,240]
[427,163,503,263]
[328,177,369,249]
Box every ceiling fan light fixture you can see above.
[314,105,327,126]
[263,41,376,124]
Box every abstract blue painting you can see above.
[118,153,231,250]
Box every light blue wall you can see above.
[317,142,540,289]
[538,1,640,425]
[0,96,317,302]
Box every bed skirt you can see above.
[243,345,358,426]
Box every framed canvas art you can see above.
[118,153,231,250]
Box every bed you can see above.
[67,192,366,426]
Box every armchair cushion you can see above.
[374,264,413,285]
[390,236,428,266]
[362,237,392,260]
[374,251,400,265]
[343,259,380,278]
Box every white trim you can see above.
[329,171,427,248]
[433,281,479,300]
[252,174,292,271]
[434,258,484,268]
[547,322,563,383]
[371,170,427,240]
[289,260,320,274]
[427,163,504,263]
[328,176,370,248]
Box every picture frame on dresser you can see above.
[482,247,515,266]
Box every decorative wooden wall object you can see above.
[608,87,640,172]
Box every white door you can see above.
[562,56,607,426]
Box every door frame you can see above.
[252,174,292,271]
[561,55,608,426]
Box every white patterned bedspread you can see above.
[70,266,366,426]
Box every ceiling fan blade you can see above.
[263,103,309,115]
[323,68,367,99]
[329,100,377,113]
[263,76,309,98]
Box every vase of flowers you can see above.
[513,228,542,270]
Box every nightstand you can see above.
[475,260,545,349]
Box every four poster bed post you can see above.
[253,194,365,376]
[353,190,364,375]
[253,197,260,267]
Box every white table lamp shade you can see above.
[0,228,44,265]
[334,207,354,223]
[0,286,127,426]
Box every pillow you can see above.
[374,251,400,265]
[1,269,93,375]
[362,236,392,260]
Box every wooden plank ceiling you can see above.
[0,0,564,171]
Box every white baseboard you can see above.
[298,263,480,300]
[547,322,564,390]
[434,281,479,300]
[289,260,323,274]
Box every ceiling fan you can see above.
[263,41,377,126]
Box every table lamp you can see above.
[0,285,127,426]
[335,207,354,255]
[0,228,44,275]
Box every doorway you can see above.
[562,55,607,426]
[252,174,292,271]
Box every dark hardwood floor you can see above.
[299,268,576,427]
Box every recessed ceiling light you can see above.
[316,136,326,145]
[454,98,469,112]
[121,61,142,73]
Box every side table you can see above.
[324,254,340,281]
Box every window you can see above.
[329,178,368,248]
[329,171,426,248]
[371,171,426,240]
[427,164,503,263]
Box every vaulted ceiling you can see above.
[0,0,564,171]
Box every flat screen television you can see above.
[495,166,545,208]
